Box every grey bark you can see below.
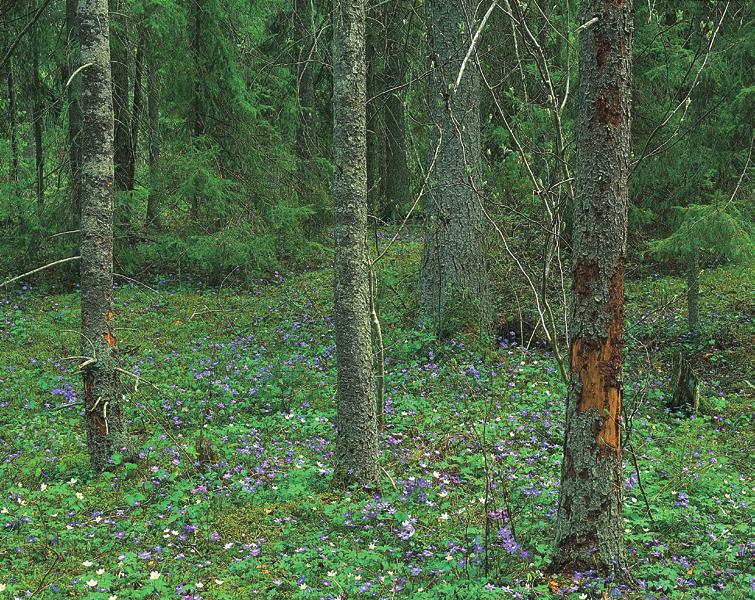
[110,0,130,192]
[551,0,633,579]
[78,0,125,473]
[687,248,699,336]
[293,0,314,161]
[669,352,700,414]
[366,11,385,217]
[145,47,161,228]
[382,1,411,220]
[332,0,379,487]
[420,0,490,339]
[125,24,144,191]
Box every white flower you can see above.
[40,483,47,492]
[96,568,105,575]
[149,571,161,580]
[76,492,84,500]
[327,571,336,577]
[86,579,97,588]
[195,582,204,589]
[69,478,77,485]
[0,507,7,514]
[0,583,5,592]
[299,583,307,590]
[439,513,449,521]
[214,579,224,585]
[368,542,376,550]
[83,560,93,567]
[109,596,118,600]
[445,554,453,561]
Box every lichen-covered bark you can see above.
[79,0,125,473]
[551,0,633,578]
[332,0,379,487]
[420,0,490,339]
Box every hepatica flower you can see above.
[397,517,416,541]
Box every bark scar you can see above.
[570,259,624,451]
[104,331,116,348]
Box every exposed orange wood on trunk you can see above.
[104,331,116,348]
[571,260,624,451]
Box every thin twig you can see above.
[0,256,81,289]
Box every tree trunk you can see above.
[31,12,45,208]
[366,12,385,219]
[293,0,314,161]
[382,0,411,220]
[66,0,83,218]
[110,0,130,192]
[550,0,633,579]
[125,25,144,191]
[669,352,700,414]
[420,0,490,339]
[687,248,699,336]
[332,0,379,487]
[146,49,161,228]
[78,0,125,473]
[7,57,19,189]
[189,0,205,222]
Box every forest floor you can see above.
[0,247,752,599]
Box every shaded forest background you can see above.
[0,0,751,297]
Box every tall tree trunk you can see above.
[382,1,411,220]
[189,0,205,222]
[110,0,130,192]
[687,248,699,336]
[293,0,314,161]
[66,0,83,219]
[332,0,379,487]
[420,0,490,339]
[31,11,45,208]
[366,8,385,218]
[550,0,633,578]
[78,0,125,473]
[126,25,144,191]
[7,57,19,189]
[146,50,161,228]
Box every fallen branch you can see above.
[0,256,80,289]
